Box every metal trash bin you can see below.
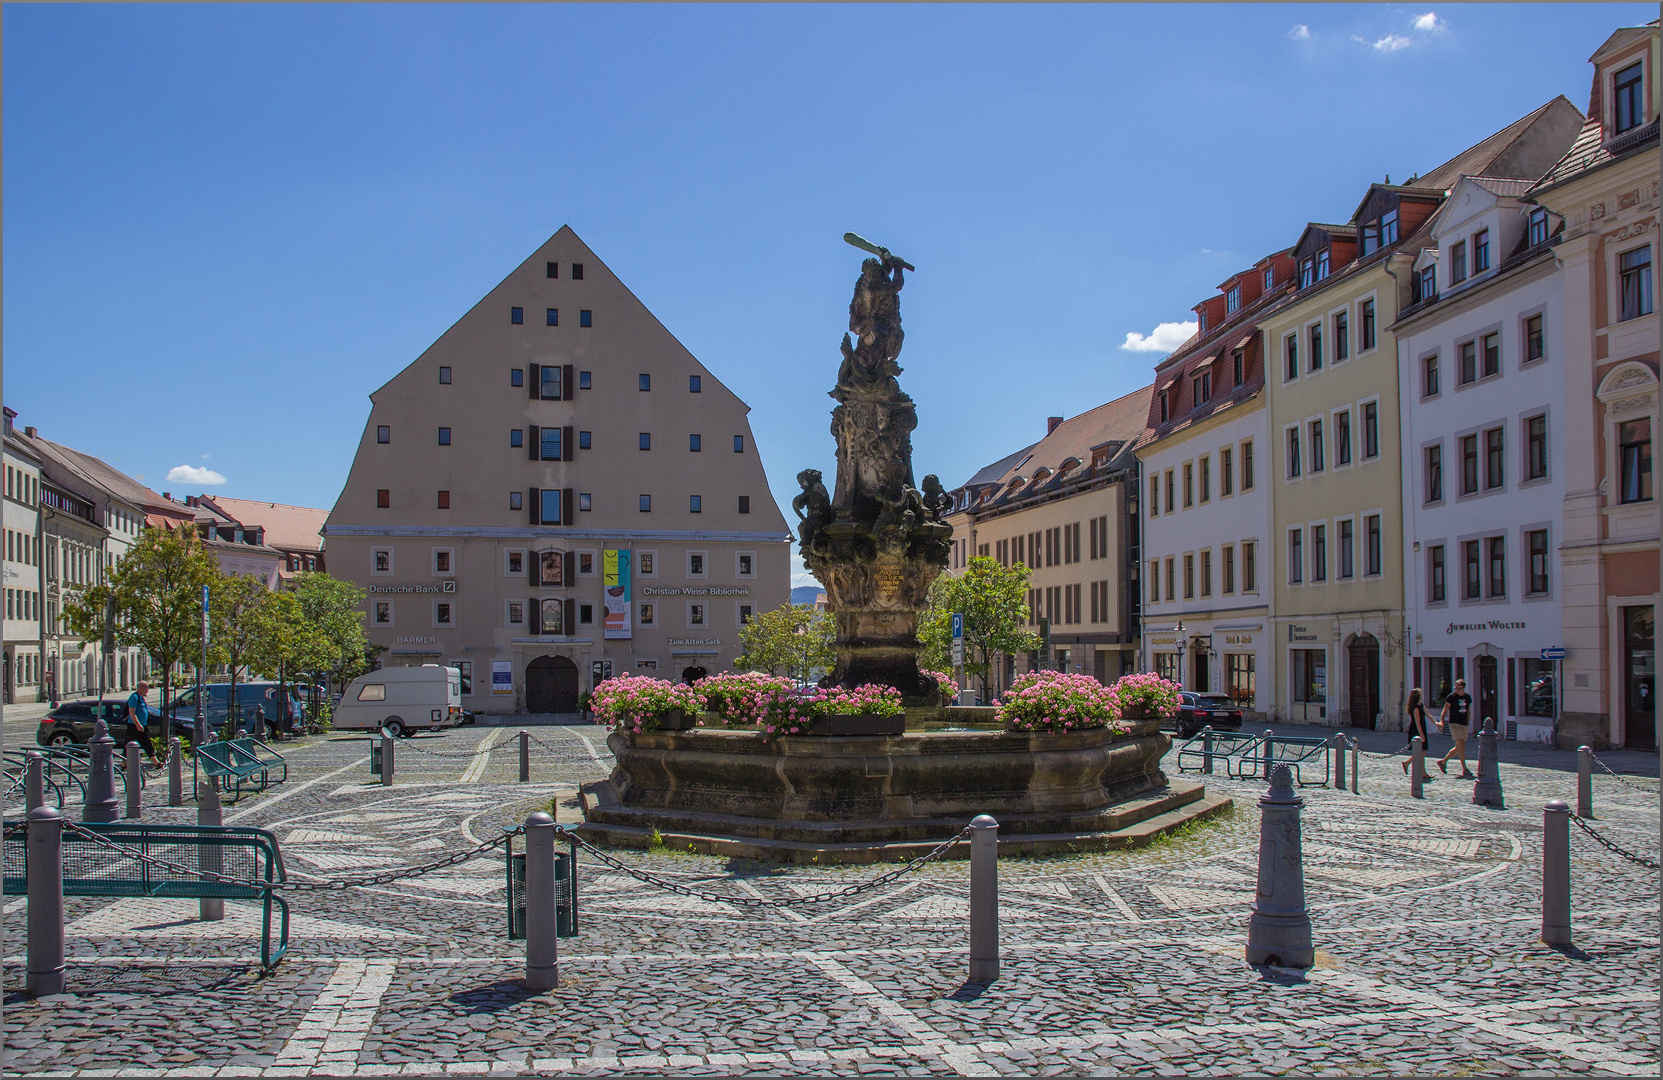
[368,739,382,775]
[507,833,578,939]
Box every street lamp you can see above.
[1174,622,1186,690]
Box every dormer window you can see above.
[1359,209,1397,256]
[1299,257,1315,289]
[1528,207,1550,247]
[1198,310,1208,334]
[1413,264,1437,304]
[1316,249,1330,280]
[1193,371,1211,408]
[1226,286,1240,314]
[1473,229,1490,274]
[1449,240,1468,285]
[1264,267,1274,290]
[1159,390,1170,423]
[1613,61,1645,134]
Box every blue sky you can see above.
[4,4,1648,585]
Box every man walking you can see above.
[125,679,162,768]
[1436,677,1475,780]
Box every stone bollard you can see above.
[380,732,394,787]
[82,719,120,823]
[26,805,66,996]
[1577,746,1593,819]
[197,782,225,922]
[523,811,559,990]
[520,730,531,783]
[168,738,183,808]
[1201,726,1214,775]
[1245,763,1314,968]
[1332,732,1346,790]
[25,751,45,812]
[1410,736,1425,799]
[969,815,1000,984]
[1472,720,1504,808]
[1261,729,1275,779]
[1541,799,1571,946]
[125,741,143,819]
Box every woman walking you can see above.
[1436,678,1476,780]
[1401,688,1435,780]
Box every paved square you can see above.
[5,723,1658,1076]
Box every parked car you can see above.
[36,698,149,746]
[333,665,465,738]
[1168,692,1245,739]
[163,682,302,740]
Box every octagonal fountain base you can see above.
[578,718,1232,864]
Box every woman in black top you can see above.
[1401,687,1434,779]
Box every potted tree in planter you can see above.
[996,670,1125,734]
[1104,672,1182,723]
[587,674,704,733]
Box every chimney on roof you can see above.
[185,496,198,507]
[1047,416,1064,435]
[23,426,37,438]
[163,492,171,501]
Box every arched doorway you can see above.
[525,655,579,713]
[1346,633,1380,729]
[680,665,708,685]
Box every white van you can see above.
[335,665,464,738]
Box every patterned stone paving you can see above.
[3,723,1658,1076]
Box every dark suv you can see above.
[1170,692,1245,739]
[35,698,140,746]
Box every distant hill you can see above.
[790,585,824,606]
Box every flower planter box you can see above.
[1119,704,1157,722]
[808,712,906,736]
[654,710,699,731]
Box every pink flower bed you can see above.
[587,674,704,734]
[995,670,1125,733]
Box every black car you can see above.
[35,698,145,746]
[1170,691,1245,739]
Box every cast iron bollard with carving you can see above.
[1472,719,1505,807]
[197,781,225,922]
[1410,736,1425,799]
[523,811,560,990]
[26,804,66,996]
[1245,763,1314,968]
[1332,732,1346,790]
[125,742,143,819]
[969,814,999,984]
[1541,799,1571,946]
[83,718,120,823]
[1577,746,1593,818]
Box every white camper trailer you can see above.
[334,665,464,737]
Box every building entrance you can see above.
[680,665,708,685]
[526,655,579,713]
[1623,605,1655,750]
[1347,634,1380,729]
[1475,655,1499,731]
[1192,647,1209,693]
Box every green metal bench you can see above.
[2,819,290,969]
[228,738,288,785]
[194,743,272,805]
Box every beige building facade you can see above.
[326,228,791,713]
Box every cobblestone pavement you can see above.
[4,722,1658,1076]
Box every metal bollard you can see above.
[1201,726,1214,774]
[25,751,45,812]
[1472,719,1504,808]
[26,805,66,996]
[523,811,559,990]
[969,815,1000,984]
[380,733,394,786]
[168,738,183,807]
[1541,799,1571,946]
[1245,763,1314,968]
[82,719,119,823]
[125,741,143,819]
[197,782,225,922]
[520,730,530,783]
[1577,746,1593,819]
[1262,728,1274,780]
[1332,732,1346,790]
[1348,738,1360,794]
[1410,736,1425,799]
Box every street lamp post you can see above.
[1174,622,1186,691]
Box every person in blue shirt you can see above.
[125,680,161,767]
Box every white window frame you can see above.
[1287,526,1304,586]
[432,546,456,577]
[686,550,709,579]
[687,601,707,629]
[576,549,598,578]
[373,599,394,627]
[636,550,658,579]
[1331,406,1354,470]
[1357,395,1383,462]
[505,548,527,577]
[1354,291,1380,355]
[1283,422,1303,481]
[736,601,754,628]
[735,550,757,579]
[506,599,525,627]
[433,599,454,628]
[371,547,394,576]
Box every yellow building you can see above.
[1262,101,1581,730]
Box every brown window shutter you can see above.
[562,426,574,462]
[564,550,576,585]
[529,364,541,400]
[530,548,543,587]
[563,365,575,397]
[529,425,540,461]
[563,488,574,525]
[532,597,544,635]
[529,488,540,526]
[564,597,576,636]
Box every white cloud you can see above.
[166,464,227,486]
[1372,34,1413,51]
[1120,320,1197,354]
[1289,24,1310,39]
[1412,12,1443,32]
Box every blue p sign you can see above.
[952,612,964,641]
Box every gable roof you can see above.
[1415,96,1585,190]
[198,496,328,553]
[966,384,1153,508]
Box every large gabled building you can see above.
[326,227,791,713]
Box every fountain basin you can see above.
[579,719,1231,863]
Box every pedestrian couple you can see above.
[1401,680,1476,780]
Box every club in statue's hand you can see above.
[843,232,915,272]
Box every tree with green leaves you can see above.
[917,556,1040,699]
[288,572,371,720]
[206,573,273,740]
[733,603,835,687]
[61,526,218,729]
[245,589,332,738]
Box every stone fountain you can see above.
[580,237,1230,862]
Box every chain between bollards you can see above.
[968,814,999,985]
